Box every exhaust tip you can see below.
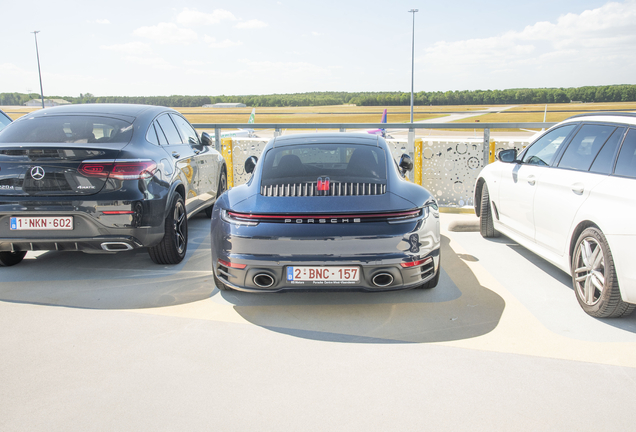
[101,242,133,251]
[372,273,394,287]
[253,273,275,288]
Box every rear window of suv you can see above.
[0,115,133,144]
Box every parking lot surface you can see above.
[1,212,636,431]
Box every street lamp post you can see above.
[406,9,418,182]
[32,31,45,109]
[408,9,418,123]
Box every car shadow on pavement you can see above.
[220,235,506,344]
[0,213,216,309]
[499,237,636,333]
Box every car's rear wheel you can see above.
[0,251,27,267]
[206,167,227,218]
[149,194,188,265]
[214,273,231,291]
[479,183,500,238]
[572,227,635,318]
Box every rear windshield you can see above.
[261,143,387,185]
[0,115,134,144]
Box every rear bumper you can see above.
[211,205,441,292]
[0,196,166,252]
[214,250,441,292]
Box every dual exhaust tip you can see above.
[252,272,394,288]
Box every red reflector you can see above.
[317,177,330,191]
[401,257,433,268]
[102,211,135,215]
[218,259,247,269]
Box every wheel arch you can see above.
[474,177,486,217]
[164,181,186,216]
[568,220,600,265]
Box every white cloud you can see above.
[311,32,321,37]
[204,35,243,48]
[133,23,197,44]
[96,19,110,25]
[0,63,25,75]
[419,1,636,89]
[240,59,329,76]
[176,8,236,26]
[184,60,210,66]
[235,19,268,29]
[123,56,178,70]
[101,41,151,55]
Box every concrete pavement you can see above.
[1,211,635,431]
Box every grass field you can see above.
[4,102,636,129]
[448,102,636,132]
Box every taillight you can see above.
[79,161,157,180]
[78,162,113,178]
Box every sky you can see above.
[1,0,635,97]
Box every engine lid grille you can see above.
[260,182,386,197]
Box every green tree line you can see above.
[2,85,636,107]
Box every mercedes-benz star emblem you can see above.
[30,166,45,180]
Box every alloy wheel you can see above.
[573,237,605,306]
[174,200,187,254]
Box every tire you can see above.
[416,249,441,289]
[205,167,227,218]
[572,227,635,318]
[148,194,188,265]
[479,183,500,238]
[0,251,27,267]
[214,272,231,291]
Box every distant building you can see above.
[203,103,246,108]
[25,98,72,107]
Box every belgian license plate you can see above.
[287,266,360,282]
[10,216,73,231]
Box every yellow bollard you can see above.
[489,138,496,164]
[221,137,234,188]
[414,138,423,185]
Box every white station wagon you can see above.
[475,113,636,318]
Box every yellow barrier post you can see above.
[489,138,496,164]
[414,138,423,185]
[221,137,234,188]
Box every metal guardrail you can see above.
[197,122,555,209]
[191,121,556,152]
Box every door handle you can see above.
[172,152,180,159]
[571,183,584,195]
[527,175,536,186]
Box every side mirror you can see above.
[245,156,258,174]
[398,154,413,174]
[498,149,518,163]
[200,132,212,146]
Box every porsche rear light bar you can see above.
[222,209,422,225]
[79,160,157,180]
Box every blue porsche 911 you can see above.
[210,133,441,292]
